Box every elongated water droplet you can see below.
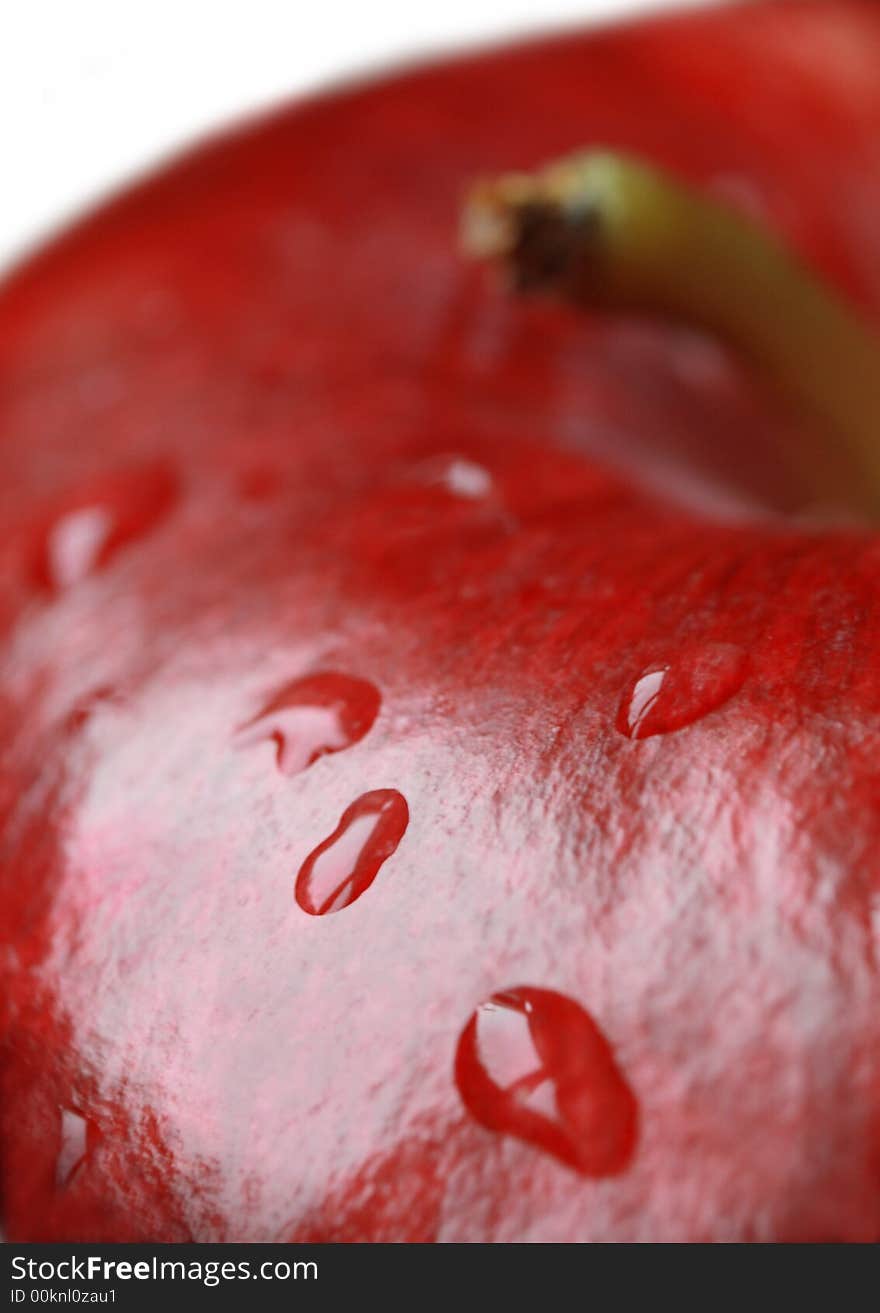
[234,673,380,776]
[295,789,408,915]
[33,464,177,592]
[454,987,637,1177]
[56,1108,91,1188]
[617,642,747,739]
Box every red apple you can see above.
[3,0,880,1242]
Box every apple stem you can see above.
[463,150,880,520]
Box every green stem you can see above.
[463,150,880,520]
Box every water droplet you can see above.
[415,454,494,500]
[454,987,637,1177]
[441,458,493,500]
[56,1108,91,1188]
[617,642,747,740]
[33,464,177,592]
[234,673,380,776]
[295,789,408,915]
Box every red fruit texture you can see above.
[3,0,880,1242]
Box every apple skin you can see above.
[3,0,880,1242]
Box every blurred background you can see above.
[1,0,712,274]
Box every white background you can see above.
[1,0,712,274]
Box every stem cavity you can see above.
[463,150,880,520]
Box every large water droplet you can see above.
[616,642,747,740]
[33,464,177,592]
[295,789,408,915]
[55,1108,92,1188]
[234,673,380,776]
[454,986,637,1177]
